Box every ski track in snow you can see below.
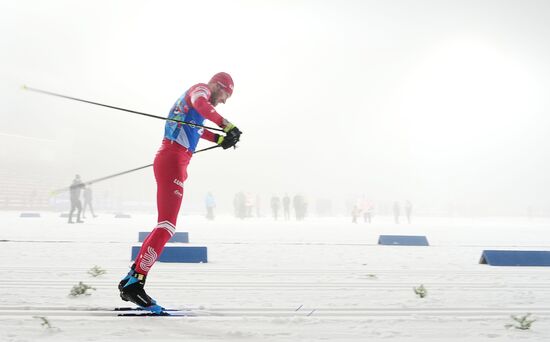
[1,212,550,341]
[2,306,550,318]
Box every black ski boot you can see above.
[118,265,163,313]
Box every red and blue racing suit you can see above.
[134,83,226,274]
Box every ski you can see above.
[117,311,194,317]
[114,307,209,317]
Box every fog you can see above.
[1,0,550,216]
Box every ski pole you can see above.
[194,144,223,153]
[51,164,152,195]
[51,145,222,194]
[22,85,225,133]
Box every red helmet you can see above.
[210,72,234,96]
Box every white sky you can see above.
[1,0,550,213]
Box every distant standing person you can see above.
[363,199,373,224]
[233,193,240,218]
[82,185,97,219]
[234,192,246,219]
[352,203,361,223]
[405,200,412,224]
[68,175,84,224]
[245,192,254,218]
[255,194,261,218]
[393,201,400,224]
[205,192,216,220]
[270,195,281,220]
[293,194,307,221]
[282,194,290,220]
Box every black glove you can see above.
[216,125,242,149]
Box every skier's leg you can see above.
[134,152,189,274]
[120,147,191,311]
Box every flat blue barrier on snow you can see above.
[138,232,189,243]
[20,212,41,218]
[131,246,207,263]
[480,250,550,266]
[378,235,429,246]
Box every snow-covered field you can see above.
[1,211,549,341]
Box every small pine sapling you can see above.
[505,313,536,330]
[87,265,107,277]
[69,281,96,296]
[34,316,52,328]
[413,284,427,298]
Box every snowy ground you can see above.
[1,211,550,341]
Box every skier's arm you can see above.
[189,85,241,148]
[201,129,219,143]
[190,94,226,127]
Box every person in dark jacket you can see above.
[68,175,84,224]
[271,195,281,220]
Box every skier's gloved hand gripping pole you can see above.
[215,122,242,149]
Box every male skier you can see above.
[118,72,242,313]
